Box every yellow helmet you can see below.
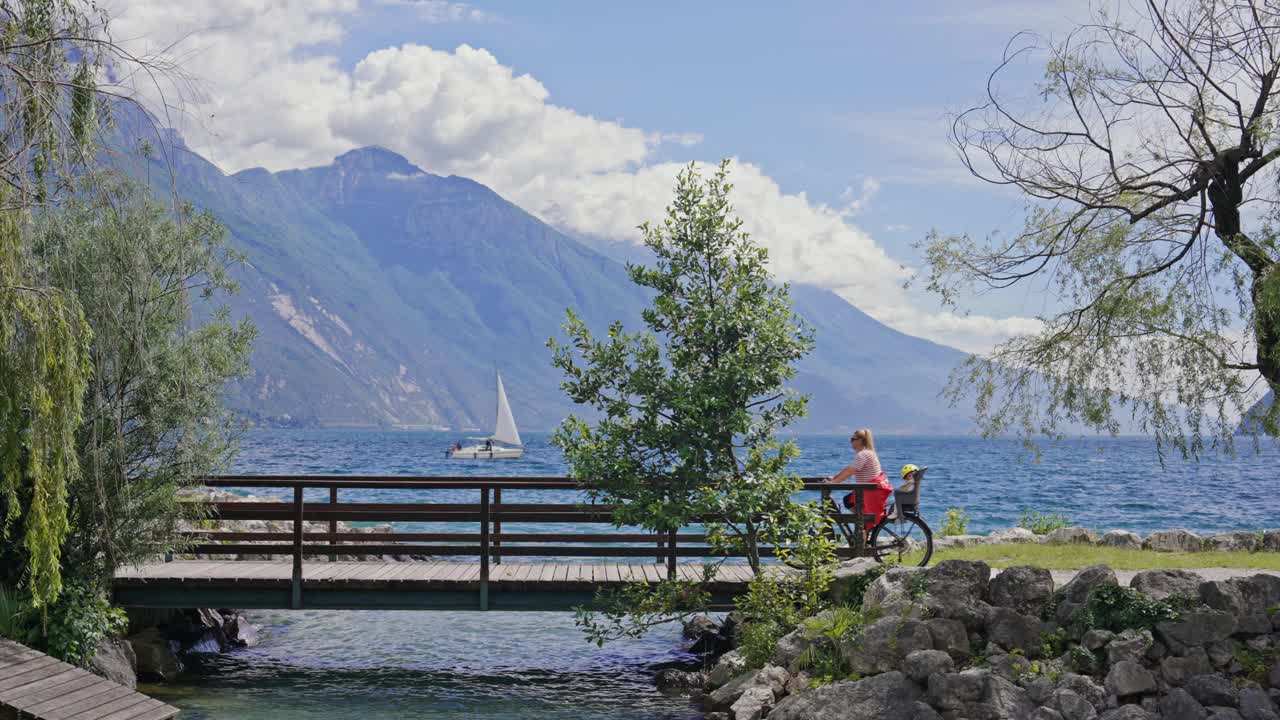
[900,464,919,480]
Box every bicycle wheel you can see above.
[868,514,933,566]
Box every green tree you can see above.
[31,174,255,583]
[550,161,831,643]
[923,1,1280,457]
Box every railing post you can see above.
[328,486,338,561]
[480,487,490,611]
[492,487,502,566]
[291,486,303,609]
[666,528,677,580]
[656,532,664,565]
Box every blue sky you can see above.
[112,0,1094,351]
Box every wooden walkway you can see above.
[112,560,759,611]
[0,638,177,720]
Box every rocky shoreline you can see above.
[936,526,1280,554]
[671,559,1280,720]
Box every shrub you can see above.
[1019,510,1069,535]
[796,605,868,685]
[42,581,128,666]
[737,570,831,667]
[941,508,969,537]
[0,585,37,645]
[1075,584,1180,633]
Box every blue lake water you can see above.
[148,429,1280,719]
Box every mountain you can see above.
[1238,391,1275,435]
[119,136,973,433]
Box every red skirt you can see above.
[842,471,893,529]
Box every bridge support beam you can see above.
[291,486,303,609]
[480,487,490,610]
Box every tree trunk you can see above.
[1252,267,1280,395]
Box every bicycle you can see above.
[813,465,934,567]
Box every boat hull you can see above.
[449,444,523,459]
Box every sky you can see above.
[106,0,1097,353]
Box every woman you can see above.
[826,428,893,530]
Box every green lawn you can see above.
[921,543,1280,570]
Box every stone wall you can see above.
[696,561,1280,720]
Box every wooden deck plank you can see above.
[117,701,179,720]
[65,691,151,720]
[11,675,106,712]
[1,668,84,704]
[0,657,64,692]
[39,684,136,720]
[96,697,170,720]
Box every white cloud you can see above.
[376,0,496,23]
[109,0,1036,354]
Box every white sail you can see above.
[490,371,522,447]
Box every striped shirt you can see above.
[848,449,882,483]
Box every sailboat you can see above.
[448,371,524,459]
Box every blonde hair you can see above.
[851,428,875,452]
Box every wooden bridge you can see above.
[111,475,877,611]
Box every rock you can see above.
[1162,647,1214,685]
[683,614,719,639]
[773,626,811,669]
[1237,614,1273,636]
[1100,530,1142,549]
[1271,658,1280,688]
[1239,688,1280,720]
[1264,530,1280,552]
[1082,629,1117,651]
[1047,527,1098,545]
[1057,673,1108,712]
[1050,688,1099,720]
[922,560,993,631]
[1202,580,1249,615]
[1097,707,1156,720]
[707,665,788,708]
[935,534,987,549]
[1055,565,1119,627]
[729,686,774,720]
[1145,529,1203,552]
[988,565,1055,615]
[89,638,137,690]
[1186,673,1240,708]
[1208,531,1261,552]
[862,566,928,618]
[903,649,953,683]
[988,527,1039,544]
[841,616,934,676]
[826,558,883,605]
[1033,709,1068,720]
[1208,710,1245,720]
[926,617,971,664]
[1237,575,1280,616]
[985,606,1046,657]
[784,671,811,696]
[1129,568,1203,601]
[912,701,944,720]
[223,614,261,648]
[1206,639,1238,668]
[1155,611,1238,653]
[129,628,183,682]
[768,671,921,720]
[708,650,748,687]
[1106,630,1153,667]
[1162,687,1209,719]
[1104,660,1156,697]
[980,673,1037,719]
[655,668,706,691]
[928,670,988,711]
[1024,677,1056,705]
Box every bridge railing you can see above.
[180,475,878,607]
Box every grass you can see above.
[918,543,1280,571]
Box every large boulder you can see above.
[903,649,953,684]
[984,607,1046,658]
[1155,611,1238,654]
[988,565,1055,615]
[1056,673,1108,712]
[654,668,706,691]
[926,670,988,711]
[1097,707,1156,720]
[707,665,788,708]
[729,686,774,720]
[1145,529,1203,553]
[826,558,882,605]
[1100,530,1142,549]
[707,649,748,688]
[1105,630,1153,667]
[1129,568,1202,601]
[988,527,1039,544]
[1104,660,1156,698]
[1048,688,1098,720]
[1206,531,1260,552]
[1239,688,1279,720]
[928,669,1034,719]
[768,671,921,720]
[840,616,934,676]
[1046,527,1098,545]
[129,628,183,682]
[223,613,261,648]
[1185,673,1239,708]
[925,617,970,664]
[89,638,137,690]
[921,560,992,631]
[682,614,719,639]
[1264,530,1280,552]
[1161,647,1214,686]
[1054,565,1119,627]
[772,626,811,669]
[861,566,927,618]
[1161,688,1209,719]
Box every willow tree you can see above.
[0,0,150,607]
[922,0,1280,457]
